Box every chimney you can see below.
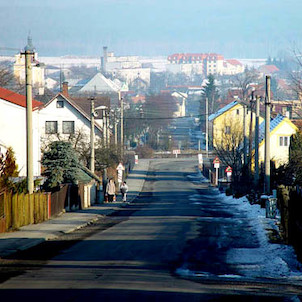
[62,81,69,97]
[102,46,108,73]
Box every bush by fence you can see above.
[278,185,302,261]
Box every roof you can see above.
[226,59,242,66]
[209,101,239,121]
[258,114,296,143]
[79,73,120,93]
[0,87,42,110]
[258,65,280,74]
[42,93,104,133]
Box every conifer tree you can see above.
[41,141,80,190]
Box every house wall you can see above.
[211,103,264,148]
[0,99,41,176]
[258,120,297,168]
[38,95,103,147]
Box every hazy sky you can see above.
[1,0,302,58]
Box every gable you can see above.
[79,73,120,93]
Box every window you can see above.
[63,121,75,134]
[279,136,289,147]
[45,121,58,134]
[225,126,231,134]
[236,109,240,115]
[56,100,64,108]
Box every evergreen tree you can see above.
[202,74,219,115]
[41,141,80,190]
[0,147,19,189]
[288,131,302,184]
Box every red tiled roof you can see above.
[259,65,279,74]
[226,59,242,66]
[0,87,43,110]
[168,53,224,61]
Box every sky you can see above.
[1,0,302,59]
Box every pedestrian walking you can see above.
[120,181,128,202]
[106,178,116,203]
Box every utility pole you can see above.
[119,91,124,158]
[254,95,260,188]
[106,109,110,146]
[205,97,209,157]
[248,90,255,174]
[90,97,95,173]
[243,104,247,166]
[265,76,271,195]
[23,37,34,194]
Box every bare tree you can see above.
[213,115,248,194]
[232,67,259,101]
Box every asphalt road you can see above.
[0,158,302,301]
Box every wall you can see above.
[38,95,103,148]
[0,99,41,176]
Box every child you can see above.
[120,181,128,202]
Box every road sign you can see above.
[173,149,181,155]
[116,163,125,171]
[225,166,232,173]
[213,156,221,164]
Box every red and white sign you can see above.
[213,156,220,169]
[116,163,125,184]
[116,163,125,171]
[225,166,233,173]
[135,155,138,164]
[173,149,181,155]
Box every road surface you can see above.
[0,158,301,301]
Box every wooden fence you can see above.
[0,190,49,232]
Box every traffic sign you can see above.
[116,163,125,171]
[225,166,232,173]
[213,156,221,164]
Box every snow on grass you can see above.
[221,193,302,280]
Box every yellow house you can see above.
[209,101,264,149]
[257,114,298,168]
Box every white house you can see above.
[38,90,104,149]
[0,87,43,177]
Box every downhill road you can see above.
[0,158,302,301]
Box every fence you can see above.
[0,190,49,232]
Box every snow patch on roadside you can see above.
[222,194,302,280]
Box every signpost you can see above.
[213,156,220,186]
[173,149,181,158]
[116,163,125,187]
[198,154,203,170]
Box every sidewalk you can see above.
[0,159,150,258]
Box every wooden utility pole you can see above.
[248,90,255,173]
[120,91,124,158]
[254,95,260,188]
[265,76,271,195]
[90,97,95,173]
[243,104,247,166]
[24,37,34,194]
[205,97,209,157]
